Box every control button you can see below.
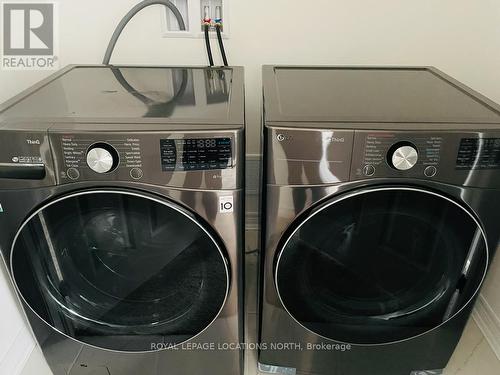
[390,143,418,171]
[424,166,437,177]
[67,168,80,180]
[363,165,376,176]
[130,168,143,180]
[86,143,119,174]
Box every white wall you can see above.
[0,263,34,374]
[1,0,500,370]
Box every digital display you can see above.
[160,138,232,171]
[456,138,500,170]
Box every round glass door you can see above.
[11,190,229,352]
[276,187,488,345]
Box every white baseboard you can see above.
[472,294,500,360]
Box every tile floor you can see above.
[19,231,500,375]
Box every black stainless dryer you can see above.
[259,66,500,375]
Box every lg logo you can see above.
[276,134,293,142]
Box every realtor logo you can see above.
[2,1,58,69]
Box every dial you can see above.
[389,143,418,171]
[86,143,119,173]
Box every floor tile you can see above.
[19,346,52,375]
[245,313,259,375]
[445,319,500,375]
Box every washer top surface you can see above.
[0,65,244,129]
[263,66,500,126]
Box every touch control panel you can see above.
[160,138,232,171]
[456,138,500,170]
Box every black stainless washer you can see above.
[0,65,245,375]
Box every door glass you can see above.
[276,189,487,344]
[12,191,229,352]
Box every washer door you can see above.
[11,190,230,352]
[275,187,488,345]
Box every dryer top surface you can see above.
[263,66,500,127]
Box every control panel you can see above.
[59,135,143,181]
[350,130,500,187]
[351,132,444,180]
[160,138,232,171]
[267,127,500,188]
[49,132,238,189]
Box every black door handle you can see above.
[0,163,46,180]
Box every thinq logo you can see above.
[2,1,58,70]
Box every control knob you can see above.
[389,143,418,171]
[86,143,119,174]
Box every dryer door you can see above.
[11,190,230,352]
[275,187,488,345]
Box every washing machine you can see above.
[0,65,245,375]
[259,66,500,375]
